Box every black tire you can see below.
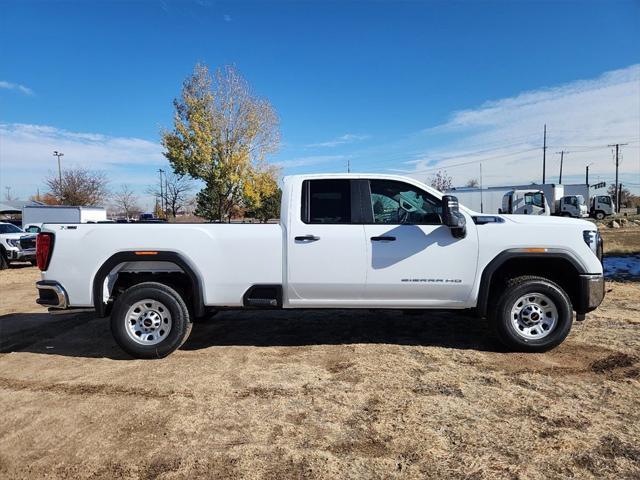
[595,211,605,220]
[110,282,192,359]
[30,260,37,266]
[490,275,573,352]
[0,250,8,270]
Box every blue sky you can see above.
[1,0,639,206]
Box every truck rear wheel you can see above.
[490,276,573,352]
[110,282,192,359]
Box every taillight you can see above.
[36,233,54,271]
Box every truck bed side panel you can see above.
[42,224,282,307]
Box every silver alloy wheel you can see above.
[510,292,558,340]
[125,299,172,346]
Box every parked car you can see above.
[35,173,604,358]
[0,222,36,269]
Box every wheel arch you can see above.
[477,249,587,318]
[92,251,205,318]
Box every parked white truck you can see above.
[452,184,589,218]
[35,174,604,358]
[22,205,107,233]
[589,195,615,219]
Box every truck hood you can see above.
[500,215,595,229]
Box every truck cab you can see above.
[590,195,615,220]
[501,189,547,215]
[555,195,588,218]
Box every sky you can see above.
[1,0,639,209]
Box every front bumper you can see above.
[36,281,68,309]
[575,274,605,314]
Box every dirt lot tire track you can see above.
[110,282,193,359]
[490,275,573,352]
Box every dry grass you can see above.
[601,228,640,255]
[1,266,639,479]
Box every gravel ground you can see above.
[0,265,639,479]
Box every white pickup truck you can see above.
[35,174,605,358]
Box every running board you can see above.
[242,284,283,308]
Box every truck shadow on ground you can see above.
[0,309,502,360]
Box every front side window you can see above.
[369,180,442,224]
[302,179,352,224]
[525,192,544,208]
[599,196,611,205]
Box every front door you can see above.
[363,179,478,307]
[286,179,367,306]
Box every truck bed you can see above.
[41,223,283,307]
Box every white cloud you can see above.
[306,133,370,148]
[407,65,640,192]
[0,80,34,96]
[0,123,165,202]
[274,155,347,168]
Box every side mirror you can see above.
[441,195,467,239]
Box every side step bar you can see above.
[242,284,282,308]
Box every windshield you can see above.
[0,224,22,234]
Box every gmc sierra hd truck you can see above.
[35,174,605,359]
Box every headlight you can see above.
[7,239,21,248]
[583,230,602,261]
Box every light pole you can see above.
[585,162,593,186]
[53,151,64,198]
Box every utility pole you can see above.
[347,158,350,174]
[479,162,484,213]
[608,143,627,213]
[556,150,567,184]
[585,163,593,186]
[542,124,547,184]
[53,151,64,198]
[158,169,165,218]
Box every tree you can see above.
[429,170,453,192]
[113,184,140,219]
[45,167,109,206]
[607,184,635,208]
[246,184,282,223]
[147,172,194,217]
[465,178,479,188]
[162,64,280,221]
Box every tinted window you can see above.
[25,226,41,233]
[303,180,352,224]
[0,224,22,234]
[369,180,442,224]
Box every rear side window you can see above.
[301,179,352,224]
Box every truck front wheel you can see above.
[595,211,605,220]
[110,282,192,359]
[490,276,573,352]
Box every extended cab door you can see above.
[362,179,479,307]
[285,179,367,306]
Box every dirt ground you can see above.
[1,264,639,479]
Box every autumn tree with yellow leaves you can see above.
[162,64,280,221]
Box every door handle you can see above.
[371,236,396,241]
[295,235,320,242]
